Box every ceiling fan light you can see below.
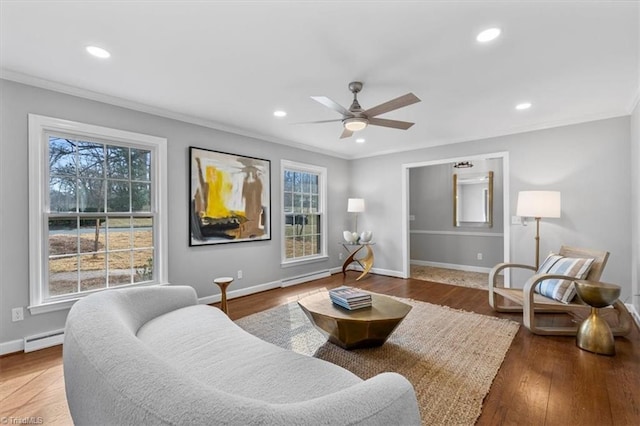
[344,117,368,131]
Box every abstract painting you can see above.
[189,147,270,245]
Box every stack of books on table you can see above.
[329,286,372,310]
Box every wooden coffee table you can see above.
[297,291,412,349]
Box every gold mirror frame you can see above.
[453,171,493,227]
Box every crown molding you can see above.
[2,68,634,162]
[0,69,351,160]
[349,110,630,160]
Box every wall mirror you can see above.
[453,171,493,227]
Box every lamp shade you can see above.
[347,198,365,213]
[516,191,561,218]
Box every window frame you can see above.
[280,160,328,266]
[28,114,169,314]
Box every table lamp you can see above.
[347,198,365,233]
[516,191,561,269]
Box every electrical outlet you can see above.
[409,215,416,221]
[12,307,24,322]
[477,253,483,260]
[339,252,343,260]
[511,216,522,225]
[237,270,243,279]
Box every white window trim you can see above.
[280,160,328,266]
[27,114,169,314]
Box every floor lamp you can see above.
[347,198,365,233]
[516,191,561,269]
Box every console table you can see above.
[340,243,375,281]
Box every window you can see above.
[28,114,168,314]
[281,160,327,264]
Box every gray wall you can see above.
[350,116,633,301]
[0,79,350,344]
[409,160,504,268]
[632,100,640,313]
[1,78,636,347]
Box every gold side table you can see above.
[574,280,621,356]
[341,243,375,281]
[213,276,234,315]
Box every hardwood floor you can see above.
[1,273,638,425]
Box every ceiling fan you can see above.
[308,81,421,139]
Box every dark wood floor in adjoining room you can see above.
[1,273,639,425]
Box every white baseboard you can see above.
[370,267,405,278]
[0,339,24,356]
[625,303,640,329]
[410,259,493,274]
[198,279,282,305]
[197,270,336,305]
[340,263,405,279]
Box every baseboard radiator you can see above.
[281,270,331,287]
[24,329,65,352]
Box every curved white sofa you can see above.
[63,285,420,425]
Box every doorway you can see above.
[400,152,510,283]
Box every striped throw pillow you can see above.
[534,253,595,303]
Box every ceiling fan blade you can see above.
[368,117,415,130]
[311,96,352,117]
[291,119,343,125]
[340,128,354,139]
[364,93,421,118]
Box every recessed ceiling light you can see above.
[476,28,501,43]
[273,110,287,118]
[86,45,111,59]
[515,102,532,110]
[356,138,366,144]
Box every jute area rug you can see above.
[236,294,519,426]
[410,265,504,290]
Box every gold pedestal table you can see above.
[297,291,411,349]
[574,280,621,356]
[341,243,375,281]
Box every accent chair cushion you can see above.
[534,253,595,303]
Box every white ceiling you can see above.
[1,1,638,159]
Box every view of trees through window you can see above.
[47,136,154,297]
[283,169,321,260]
